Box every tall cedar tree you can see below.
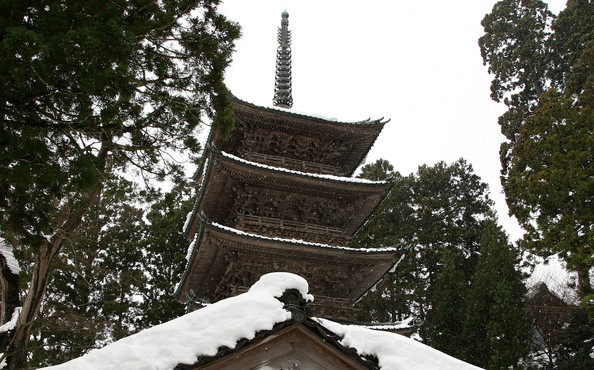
[27,178,147,366]
[463,219,530,369]
[0,1,239,367]
[27,179,191,367]
[480,0,593,297]
[136,183,191,331]
[428,251,469,360]
[352,159,493,339]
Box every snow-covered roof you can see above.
[44,273,479,370]
[209,219,400,253]
[317,318,479,370]
[219,149,390,185]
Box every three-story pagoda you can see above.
[176,12,397,319]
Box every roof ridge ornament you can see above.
[273,10,293,109]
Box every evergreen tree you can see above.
[27,176,147,366]
[427,251,468,359]
[358,158,397,181]
[480,0,594,297]
[136,183,192,330]
[463,219,530,369]
[26,179,192,367]
[0,1,239,367]
[353,159,493,336]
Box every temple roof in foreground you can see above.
[49,273,480,370]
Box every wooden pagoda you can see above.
[176,98,397,318]
[176,11,397,319]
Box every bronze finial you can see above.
[273,11,293,108]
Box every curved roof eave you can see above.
[212,145,394,188]
[232,95,390,127]
[204,216,399,255]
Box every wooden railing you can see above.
[246,152,340,175]
[239,214,344,236]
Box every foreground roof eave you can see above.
[183,318,380,369]
[232,95,390,127]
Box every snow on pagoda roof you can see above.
[234,95,390,127]
[44,273,479,370]
[208,219,399,254]
[360,317,415,331]
[218,149,391,185]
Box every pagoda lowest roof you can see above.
[175,217,399,312]
[213,97,389,176]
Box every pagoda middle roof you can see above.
[219,149,389,187]
[184,146,393,240]
[213,97,389,176]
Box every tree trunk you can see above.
[4,187,103,369]
[3,144,108,369]
[6,243,56,368]
[0,251,20,364]
[577,267,592,299]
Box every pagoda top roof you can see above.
[233,96,390,127]
[212,97,389,176]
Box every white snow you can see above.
[525,253,593,305]
[173,234,200,295]
[0,306,22,367]
[44,273,294,370]
[0,238,20,275]
[43,273,479,370]
[182,210,193,235]
[249,272,313,302]
[220,150,389,184]
[317,318,481,370]
[362,316,414,331]
[184,235,198,262]
[211,220,399,253]
[0,307,21,333]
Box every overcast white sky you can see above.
[216,0,568,241]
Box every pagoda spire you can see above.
[273,11,293,108]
